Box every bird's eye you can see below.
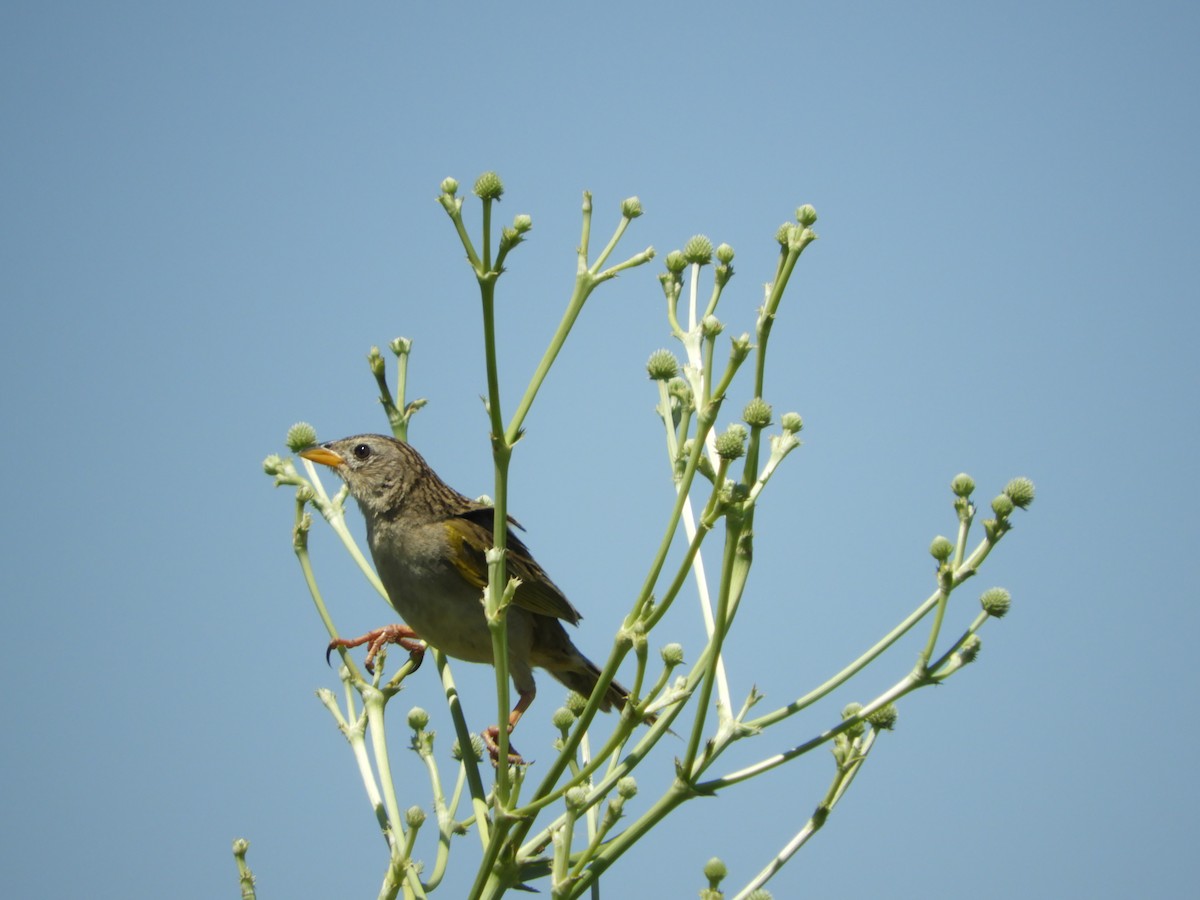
[353,443,372,460]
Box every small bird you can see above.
[300,434,629,759]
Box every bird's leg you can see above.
[326,624,426,674]
[482,686,536,765]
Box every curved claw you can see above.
[324,624,425,675]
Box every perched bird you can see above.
[300,434,628,758]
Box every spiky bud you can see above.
[959,634,982,663]
[565,691,588,715]
[980,587,1012,618]
[405,806,426,829]
[991,494,1014,517]
[716,424,748,461]
[796,204,818,226]
[867,703,899,731]
[683,235,713,265]
[951,473,975,497]
[615,776,638,799]
[512,213,533,233]
[841,702,866,739]
[929,535,954,562]
[661,642,685,666]
[780,412,804,434]
[286,422,317,452]
[664,250,688,274]
[389,336,412,356]
[551,707,576,730]
[668,377,693,406]
[743,398,773,428]
[702,315,725,338]
[744,891,774,900]
[565,786,589,811]
[646,349,679,381]
[716,242,735,264]
[775,222,792,246]
[1004,477,1036,509]
[367,344,385,375]
[451,734,484,762]
[407,707,430,730]
[440,177,458,196]
[621,196,643,219]
[262,454,286,476]
[472,171,504,200]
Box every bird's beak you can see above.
[299,446,345,468]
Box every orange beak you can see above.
[299,446,345,468]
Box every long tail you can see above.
[550,655,630,712]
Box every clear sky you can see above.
[3,2,1197,898]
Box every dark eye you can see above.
[353,443,372,460]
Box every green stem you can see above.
[731,730,879,900]
[748,531,1001,731]
[681,505,740,775]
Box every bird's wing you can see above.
[441,513,583,625]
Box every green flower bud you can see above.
[565,691,588,715]
[646,349,680,381]
[407,707,430,730]
[472,171,504,200]
[451,734,484,762]
[951,473,975,497]
[743,398,773,428]
[512,213,533,233]
[262,454,286,476]
[716,242,735,264]
[232,838,249,854]
[780,412,804,434]
[285,422,318,452]
[565,786,589,810]
[929,535,954,562]
[867,703,899,731]
[980,587,1012,618]
[389,336,412,356]
[775,222,792,246]
[841,702,866,739]
[661,642,685,666]
[716,424,748,461]
[744,891,774,900]
[991,494,1014,517]
[668,377,693,407]
[440,177,458,196]
[703,857,727,883]
[551,707,576,730]
[1004,477,1036,509]
[730,332,753,361]
[617,776,639,799]
[786,225,817,252]
[796,204,818,226]
[405,806,426,829]
[621,196,644,219]
[683,235,713,265]
[701,315,725,338]
[664,250,688,274]
[959,634,982,663]
[367,345,385,376]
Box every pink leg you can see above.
[326,623,426,674]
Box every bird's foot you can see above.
[326,624,425,674]
[482,725,527,766]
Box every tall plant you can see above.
[251,173,1034,899]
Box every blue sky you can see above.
[3,2,1197,897]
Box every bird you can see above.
[299,434,629,760]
